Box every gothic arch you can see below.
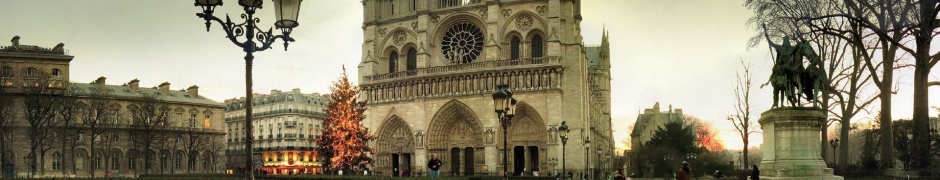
[426,100,485,150]
[500,11,547,41]
[374,115,416,175]
[508,101,547,145]
[379,27,418,50]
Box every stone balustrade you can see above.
[363,57,563,104]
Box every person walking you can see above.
[427,154,442,180]
[676,162,691,180]
[613,169,627,180]
[750,165,760,180]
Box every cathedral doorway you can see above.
[375,115,415,176]
[427,100,485,176]
[507,102,548,176]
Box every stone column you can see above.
[758,107,842,180]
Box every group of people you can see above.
[673,162,761,180]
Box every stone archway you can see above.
[507,101,547,176]
[427,100,484,176]
[375,115,415,176]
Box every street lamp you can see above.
[558,121,569,179]
[492,84,516,179]
[829,138,839,167]
[193,0,303,179]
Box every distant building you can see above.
[629,102,684,152]
[223,89,329,175]
[1,36,226,178]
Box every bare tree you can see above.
[730,58,760,169]
[0,62,15,177]
[56,84,81,176]
[75,85,119,178]
[128,94,171,175]
[21,71,67,177]
[184,123,211,173]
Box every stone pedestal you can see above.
[758,107,843,180]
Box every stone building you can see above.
[0,36,226,178]
[223,89,329,175]
[356,0,614,178]
[629,102,684,151]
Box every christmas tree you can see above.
[316,67,373,173]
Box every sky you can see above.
[2,0,939,151]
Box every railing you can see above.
[362,60,563,104]
[365,56,560,83]
[0,45,69,55]
[436,0,483,9]
[225,110,326,121]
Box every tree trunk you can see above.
[743,140,749,170]
[878,42,895,169]
[911,65,931,168]
[839,116,850,166]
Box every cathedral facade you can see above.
[357,0,613,178]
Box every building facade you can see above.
[357,0,614,178]
[0,36,226,178]
[223,89,329,175]
[629,102,684,151]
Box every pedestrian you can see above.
[567,171,573,180]
[751,165,760,180]
[713,170,725,180]
[613,169,627,180]
[676,162,691,180]
[427,153,443,180]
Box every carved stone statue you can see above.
[763,24,824,108]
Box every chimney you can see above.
[271,89,281,94]
[127,79,140,91]
[92,76,106,85]
[292,88,301,93]
[158,82,170,93]
[11,36,19,46]
[187,85,199,97]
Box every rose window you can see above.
[441,22,484,64]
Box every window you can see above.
[204,114,211,128]
[95,155,102,170]
[52,152,61,170]
[0,66,12,77]
[25,67,38,77]
[190,114,197,128]
[406,48,417,72]
[128,154,137,170]
[510,36,521,60]
[160,153,168,170]
[388,51,399,73]
[51,68,61,76]
[76,153,84,170]
[175,154,182,169]
[112,155,120,170]
[531,34,543,58]
[442,22,484,64]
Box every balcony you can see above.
[364,56,560,84]
[362,57,563,104]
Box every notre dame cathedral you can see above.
[357,0,613,178]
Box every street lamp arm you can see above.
[197,12,294,52]
[196,13,248,48]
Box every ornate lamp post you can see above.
[192,0,303,179]
[829,138,839,167]
[558,121,569,179]
[492,84,516,179]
